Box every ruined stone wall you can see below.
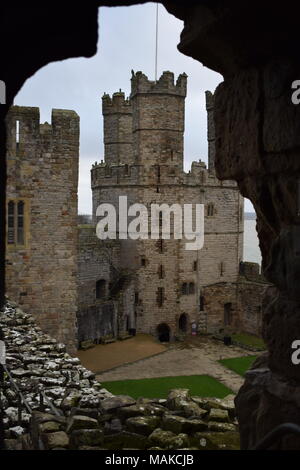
[77,225,122,343]
[5,106,79,353]
[201,262,269,336]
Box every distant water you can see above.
[243,218,262,268]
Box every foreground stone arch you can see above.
[1,1,300,449]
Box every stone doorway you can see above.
[178,313,188,333]
[156,323,170,342]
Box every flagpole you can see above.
[155,3,159,81]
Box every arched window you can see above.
[96,279,106,299]
[199,295,205,311]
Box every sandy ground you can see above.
[77,334,166,373]
[93,336,254,393]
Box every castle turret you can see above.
[102,90,133,165]
[130,71,187,173]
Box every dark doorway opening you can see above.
[178,313,188,333]
[157,323,170,342]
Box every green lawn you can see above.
[102,375,232,399]
[219,355,257,377]
[231,333,265,350]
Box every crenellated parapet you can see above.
[6,106,79,156]
[102,90,132,115]
[130,70,187,97]
[183,159,238,187]
[91,162,142,187]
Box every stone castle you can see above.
[5,71,268,352]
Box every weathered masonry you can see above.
[5,106,79,353]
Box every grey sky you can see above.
[14,4,253,213]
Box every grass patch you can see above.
[102,375,232,399]
[219,355,257,377]
[231,333,265,349]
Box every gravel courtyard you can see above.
[88,335,256,393]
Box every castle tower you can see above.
[5,106,79,353]
[102,90,133,165]
[130,71,187,173]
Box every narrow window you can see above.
[220,261,224,277]
[189,282,195,294]
[96,279,106,299]
[157,287,164,307]
[17,201,24,245]
[207,203,214,217]
[193,260,198,271]
[134,292,139,305]
[141,257,146,267]
[159,212,163,232]
[157,165,161,183]
[239,206,243,222]
[158,264,164,279]
[157,239,164,253]
[124,164,129,175]
[7,201,15,244]
[199,295,204,311]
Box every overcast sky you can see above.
[14,3,253,213]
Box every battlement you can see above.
[130,70,187,97]
[6,105,79,141]
[102,90,132,115]
[91,161,142,187]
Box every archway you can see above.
[156,323,170,342]
[178,313,188,333]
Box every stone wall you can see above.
[2,300,239,451]
[77,225,136,342]
[5,106,79,353]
